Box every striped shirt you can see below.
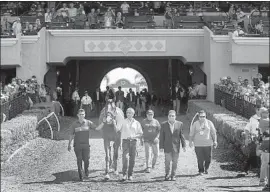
[70,119,95,147]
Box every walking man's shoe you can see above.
[128,176,133,181]
[204,170,208,174]
[122,175,127,181]
[171,176,176,181]
[79,173,83,181]
[198,172,204,176]
[85,169,89,178]
[164,175,170,181]
[146,168,151,173]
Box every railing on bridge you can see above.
[1,93,28,121]
[214,84,257,119]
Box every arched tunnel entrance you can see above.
[44,57,206,116]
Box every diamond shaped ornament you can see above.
[118,38,132,55]
[145,41,153,50]
[108,41,116,51]
[154,41,163,50]
[98,42,106,51]
[134,41,143,50]
[87,42,96,51]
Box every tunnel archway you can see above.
[100,67,149,95]
[97,63,152,93]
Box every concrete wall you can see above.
[47,29,204,63]
[230,33,270,64]
[204,27,259,102]
[0,35,21,66]
[16,28,48,84]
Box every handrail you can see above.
[37,111,60,139]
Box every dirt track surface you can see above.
[1,116,262,192]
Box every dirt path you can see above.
[1,116,262,192]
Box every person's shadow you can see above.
[23,169,101,184]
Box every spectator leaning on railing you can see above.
[216,75,269,109]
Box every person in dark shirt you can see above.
[68,108,96,181]
[141,110,161,173]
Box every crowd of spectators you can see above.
[1,1,269,33]
[0,75,48,105]
[216,74,269,109]
[208,2,269,36]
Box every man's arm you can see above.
[133,122,143,139]
[159,123,165,149]
[96,122,105,131]
[189,122,196,143]
[68,125,75,151]
[179,123,186,148]
[209,121,217,147]
[154,120,161,141]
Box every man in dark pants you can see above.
[159,110,186,181]
[92,87,103,117]
[68,109,96,181]
[189,110,217,175]
[118,108,143,181]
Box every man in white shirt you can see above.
[59,3,69,20]
[12,18,22,36]
[117,108,143,181]
[80,91,92,119]
[72,88,80,117]
[68,2,77,22]
[198,81,207,99]
[121,1,130,15]
[233,26,245,37]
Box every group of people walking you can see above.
[68,100,218,182]
[70,85,158,118]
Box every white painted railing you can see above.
[37,112,60,139]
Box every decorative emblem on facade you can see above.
[118,38,132,55]
[84,39,166,55]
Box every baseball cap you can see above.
[146,110,154,115]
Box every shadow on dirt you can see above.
[23,169,103,184]
[207,185,261,192]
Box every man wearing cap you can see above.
[159,110,186,181]
[81,91,92,119]
[117,108,143,181]
[68,108,96,181]
[115,86,125,111]
[141,109,161,173]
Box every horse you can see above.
[98,100,124,180]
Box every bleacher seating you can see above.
[125,15,155,29]
[0,1,269,34]
[173,16,204,29]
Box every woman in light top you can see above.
[104,7,115,28]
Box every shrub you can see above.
[1,102,59,163]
